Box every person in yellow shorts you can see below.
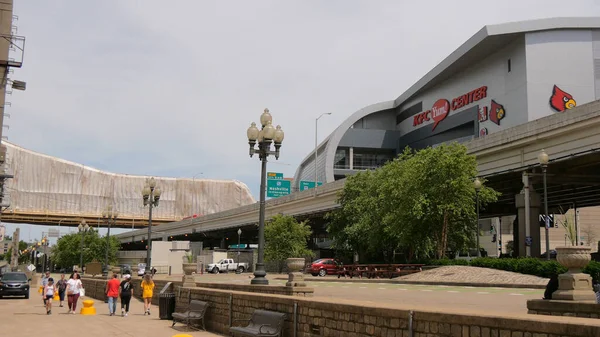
[141,273,155,315]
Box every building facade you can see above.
[294,17,600,189]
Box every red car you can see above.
[305,258,340,277]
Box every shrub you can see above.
[425,257,589,279]
[583,261,600,282]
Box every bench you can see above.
[172,300,209,331]
[230,309,286,337]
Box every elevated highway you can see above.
[117,100,600,243]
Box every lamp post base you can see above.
[251,264,269,285]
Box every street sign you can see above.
[48,228,60,238]
[27,264,35,272]
[299,181,323,191]
[267,172,283,180]
[267,179,291,198]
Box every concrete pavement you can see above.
[150,272,543,315]
[0,291,218,337]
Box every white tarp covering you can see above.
[2,141,256,220]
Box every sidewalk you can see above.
[0,292,219,337]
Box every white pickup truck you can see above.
[206,259,248,274]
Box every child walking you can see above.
[43,278,57,315]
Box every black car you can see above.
[0,272,30,299]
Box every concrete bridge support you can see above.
[515,173,541,258]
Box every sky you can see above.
[3,0,600,243]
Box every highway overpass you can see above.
[117,99,600,243]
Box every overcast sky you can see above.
[3,1,600,242]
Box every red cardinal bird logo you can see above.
[488,100,505,126]
[549,85,576,112]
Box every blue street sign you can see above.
[267,179,291,198]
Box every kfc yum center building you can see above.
[293,17,600,189]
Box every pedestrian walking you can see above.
[119,274,134,317]
[56,274,67,307]
[41,271,50,306]
[105,273,120,316]
[66,273,83,314]
[141,274,155,315]
[43,278,56,315]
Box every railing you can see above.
[116,251,147,258]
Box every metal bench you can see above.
[230,309,286,337]
[171,299,209,331]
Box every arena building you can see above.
[293,17,600,189]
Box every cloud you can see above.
[7,0,600,199]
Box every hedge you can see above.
[427,257,600,281]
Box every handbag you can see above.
[80,288,85,297]
[67,289,74,295]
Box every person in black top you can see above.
[119,274,134,316]
[543,274,559,300]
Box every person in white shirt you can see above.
[43,278,56,315]
[66,273,83,314]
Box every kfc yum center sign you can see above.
[413,86,488,131]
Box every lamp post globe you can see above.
[247,108,284,285]
[142,178,160,275]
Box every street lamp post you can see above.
[246,108,285,285]
[538,149,550,259]
[41,236,48,272]
[236,228,242,274]
[102,205,119,275]
[314,113,331,195]
[78,220,89,274]
[142,177,161,275]
[474,178,482,257]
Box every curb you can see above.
[274,276,546,289]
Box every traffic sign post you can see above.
[299,181,323,191]
[267,179,291,198]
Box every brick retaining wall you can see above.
[81,278,600,337]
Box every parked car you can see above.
[305,258,340,277]
[0,272,30,299]
[137,263,146,276]
[206,259,248,274]
[541,250,557,259]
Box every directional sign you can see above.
[267,172,283,180]
[48,228,60,238]
[267,179,291,198]
[299,181,323,191]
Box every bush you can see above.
[425,257,579,279]
[583,261,600,282]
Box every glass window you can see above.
[352,149,395,170]
[334,148,349,169]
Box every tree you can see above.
[264,214,314,272]
[327,142,500,262]
[52,229,120,269]
[3,241,30,265]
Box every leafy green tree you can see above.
[265,214,314,272]
[52,230,120,269]
[3,241,30,265]
[328,142,500,261]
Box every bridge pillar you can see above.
[515,183,541,258]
